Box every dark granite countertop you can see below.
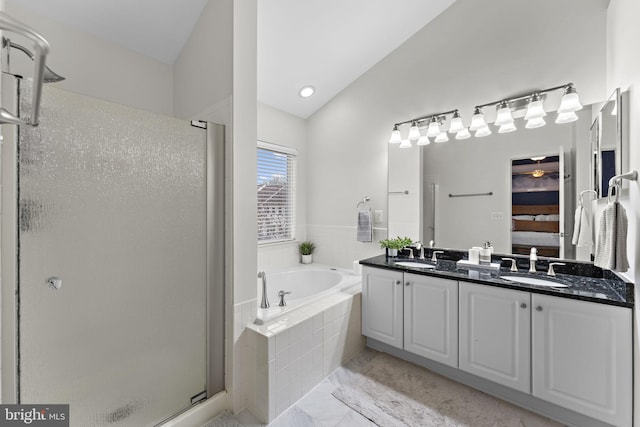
[360,250,633,308]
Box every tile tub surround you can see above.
[245,291,365,423]
[361,251,633,308]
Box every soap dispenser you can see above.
[479,241,492,265]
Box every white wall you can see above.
[173,0,233,120]
[606,0,640,416]
[306,0,607,270]
[257,103,308,272]
[5,2,174,116]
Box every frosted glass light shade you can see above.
[408,122,421,141]
[555,111,579,124]
[558,89,583,113]
[389,125,401,144]
[495,102,514,126]
[524,98,546,120]
[435,132,449,143]
[525,117,546,129]
[475,125,492,137]
[417,135,430,145]
[426,118,441,137]
[469,109,487,131]
[399,139,412,148]
[498,122,517,133]
[455,128,471,140]
[448,112,465,134]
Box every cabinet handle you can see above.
[405,282,411,286]
[536,306,543,311]
[520,303,527,309]
[395,280,401,285]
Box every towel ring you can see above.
[356,196,371,211]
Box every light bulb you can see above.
[475,125,492,137]
[399,139,412,148]
[469,107,487,131]
[417,135,430,146]
[555,111,579,124]
[389,125,401,144]
[524,94,546,120]
[408,121,421,141]
[525,117,546,129]
[498,122,517,133]
[495,101,514,126]
[426,117,441,137]
[455,128,471,140]
[435,132,449,143]
[448,111,465,134]
[558,86,583,113]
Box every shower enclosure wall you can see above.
[1,74,225,426]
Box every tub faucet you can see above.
[278,290,292,307]
[258,271,269,308]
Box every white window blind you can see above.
[257,141,297,243]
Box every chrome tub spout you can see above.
[258,271,269,308]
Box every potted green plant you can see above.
[380,236,411,257]
[299,241,316,264]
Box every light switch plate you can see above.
[374,210,383,223]
[491,211,504,220]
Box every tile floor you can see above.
[208,348,562,427]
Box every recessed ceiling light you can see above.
[299,86,315,98]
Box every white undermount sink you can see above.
[394,261,436,269]
[501,275,569,288]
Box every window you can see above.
[257,141,297,243]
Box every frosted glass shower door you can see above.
[18,86,208,426]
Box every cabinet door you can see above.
[532,294,632,427]
[459,283,531,393]
[361,267,403,349]
[404,273,458,367]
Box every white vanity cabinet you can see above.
[531,294,632,427]
[404,273,458,367]
[362,267,459,367]
[459,282,531,393]
[361,267,404,349]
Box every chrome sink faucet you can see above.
[258,271,269,308]
[547,262,566,277]
[431,250,444,263]
[502,258,518,272]
[529,247,538,273]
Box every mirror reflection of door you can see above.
[511,154,564,258]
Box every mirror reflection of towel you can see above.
[357,210,373,242]
[571,205,592,247]
[594,202,629,272]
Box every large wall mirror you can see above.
[388,102,604,261]
[592,88,622,197]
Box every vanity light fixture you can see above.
[399,139,412,148]
[524,93,546,120]
[435,131,449,143]
[387,82,582,146]
[469,107,487,131]
[426,117,441,138]
[475,125,492,137]
[557,85,583,113]
[555,110,579,124]
[448,110,465,134]
[389,124,402,144]
[498,122,517,133]
[495,101,514,126]
[417,135,431,145]
[455,128,471,140]
[408,120,421,141]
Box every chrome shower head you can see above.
[3,37,65,82]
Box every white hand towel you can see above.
[572,205,593,247]
[357,210,373,242]
[594,202,629,272]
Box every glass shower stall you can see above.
[1,75,225,426]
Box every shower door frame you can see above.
[0,74,226,416]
